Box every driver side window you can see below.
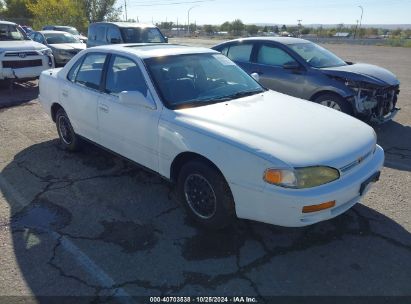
[257,44,296,66]
[104,55,149,96]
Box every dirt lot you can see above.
[0,40,411,302]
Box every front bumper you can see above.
[370,107,400,124]
[0,54,54,80]
[230,145,384,227]
[350,84,400,124]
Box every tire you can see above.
[177,160,236,230]
[55,108,81,152]
[314,93,353,115]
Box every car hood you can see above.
[172,90,376,169]
[320,63,399,87]
[48,43,86,50]
[75,35,88,41]
[0,40,47,51]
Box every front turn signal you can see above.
[302,200,336,213]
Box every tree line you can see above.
[0,0,121,32]
[158,19,411,39]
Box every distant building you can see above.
[280,31,293,37]
[334,32,351,38]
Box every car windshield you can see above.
[289,42,347,68]
[0,24,26,41]
[58,27,79,35]
[145,53,265,109]
[120,27,165,43]
[45,33,79,44]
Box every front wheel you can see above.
[55,108,81,151]
[177,160,236,229]
[314,93,353,115]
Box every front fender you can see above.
[309,84,354,101]
[157,118,288,192]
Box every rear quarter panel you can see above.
[38,69,62,118]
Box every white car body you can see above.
[0,22,54,80]
[38,44,384,227]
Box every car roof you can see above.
[88,43,218,59]
[38,30,74,35]
[90,22,157,28]
[45,25,75,29]
[218,37,310,45]
[0,21,18,25]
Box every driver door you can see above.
[97,55,161,171]
[252,43,306,98]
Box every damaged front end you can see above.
[345,80,400,124]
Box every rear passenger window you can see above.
[67,56,83,82]
[105,56,148,96]
[96,26,106,42]
[107,26,122,42]
[257,45,296,66]
[221,46,229,56]
[75,53,107,90]
[227,44,253,62]
[88,26,96,40]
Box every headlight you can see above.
[264,166,340,189]
[40,48,53,56]
[58,50,72,56]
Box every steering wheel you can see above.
[307,56,320,65]
[212,78,228,85]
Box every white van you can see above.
[87,22,167,48]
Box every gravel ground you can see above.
[0,40,410,302]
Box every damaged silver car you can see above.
[212,37,400,123]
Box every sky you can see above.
[124,0,411,26]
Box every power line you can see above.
[128,0,215,7]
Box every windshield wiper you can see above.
[195,90,264,104]
[173,89,265,109]
[223,89,265,100]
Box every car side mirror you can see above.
[164,36,168,43]
[110,38,121,44]
[250,72,260,82]
[118,91,156,110]
[283,61,300,70]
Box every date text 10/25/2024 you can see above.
[149,297,258,303]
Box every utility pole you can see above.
[358,5,363,39]
[354,19,359,39]
[124,0,128,21]
[187,5,199,36]
[297,19,302,37]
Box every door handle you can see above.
[99,104,109,113]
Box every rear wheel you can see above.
[177,160,236,229]
[314,93,353,115]
[55,108,81,151]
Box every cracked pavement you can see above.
[0,42,411,302]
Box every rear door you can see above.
[61,52,108,143]
[219,42,256,74]
[97,54,161,171]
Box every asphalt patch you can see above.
[12,198,72,231]
[98,220,158,253]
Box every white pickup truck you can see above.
[0,21,54,81]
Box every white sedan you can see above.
[38,44,384,229]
